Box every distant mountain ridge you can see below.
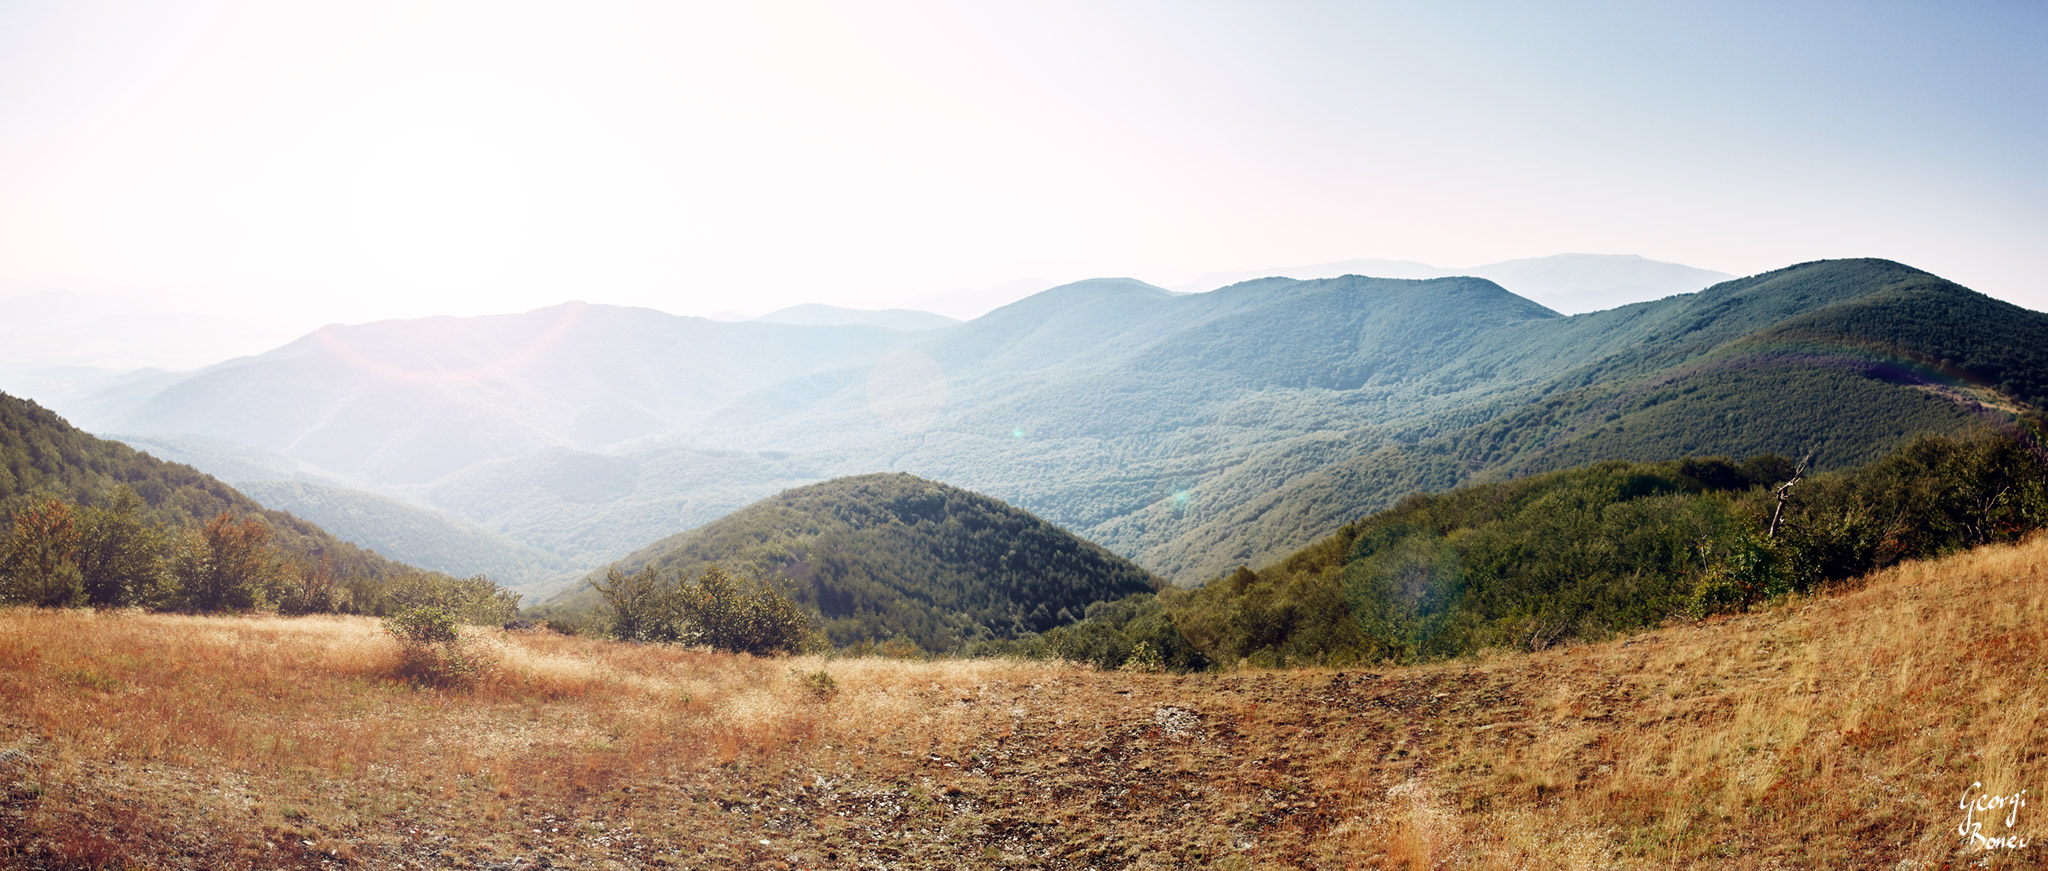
[752,304,959,331]
[1176,253,1734,314]
[80,302,919,484]
[67,258,2048,594]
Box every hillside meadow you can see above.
[6,534,2048,868]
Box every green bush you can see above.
[676,566,812,656]
[591,565,675,642]
[793,668,839,701]
[385,605,494,689]
[591,564,813,656]
[1688,534,1789,618]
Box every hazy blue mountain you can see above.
[890,277,1060,321]
[1101,259,2032,581]
[418,443,841,567]
[1469,254,1733,314]
[84,302,917,484]
[233,480,577,595]
[752,303,959,331]
[111,432,347,486]
[1175,258,1450,291]
[108,432,580,592]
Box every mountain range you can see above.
[33,257,2046,597]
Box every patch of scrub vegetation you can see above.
[1170,418,2048,667]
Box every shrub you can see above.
[591,565,675,642]
[1688,534,1789,618]
[675,566,812,656]
[590,564,811,654]
[385,605,494,688]
[794,668,839,701]
[378,571,521,625]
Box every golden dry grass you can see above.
[5,534,2048,868]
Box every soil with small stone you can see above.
[3,664,1541,870]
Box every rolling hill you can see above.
[546,473,1160,652]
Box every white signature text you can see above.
[1958,782,2030,851]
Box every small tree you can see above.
[169,512,280,612]
[278,553,347,615]
[0,497,84,607]
[75,487,163,608]
[592,565,675,642]
[384,571,521,625]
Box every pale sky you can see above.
[2,0,2043,342]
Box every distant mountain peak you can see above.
[751,303,959,331]
[1177,253,1733,314]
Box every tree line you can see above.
[0,486,520,625]
[1028,418,2048,671]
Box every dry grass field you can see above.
[7,534,2048,869]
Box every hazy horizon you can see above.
[3,2,2044,348]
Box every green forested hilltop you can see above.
[0,391,411,581]
[542,473,1159,652]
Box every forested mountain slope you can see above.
[1159,419,2048,668]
